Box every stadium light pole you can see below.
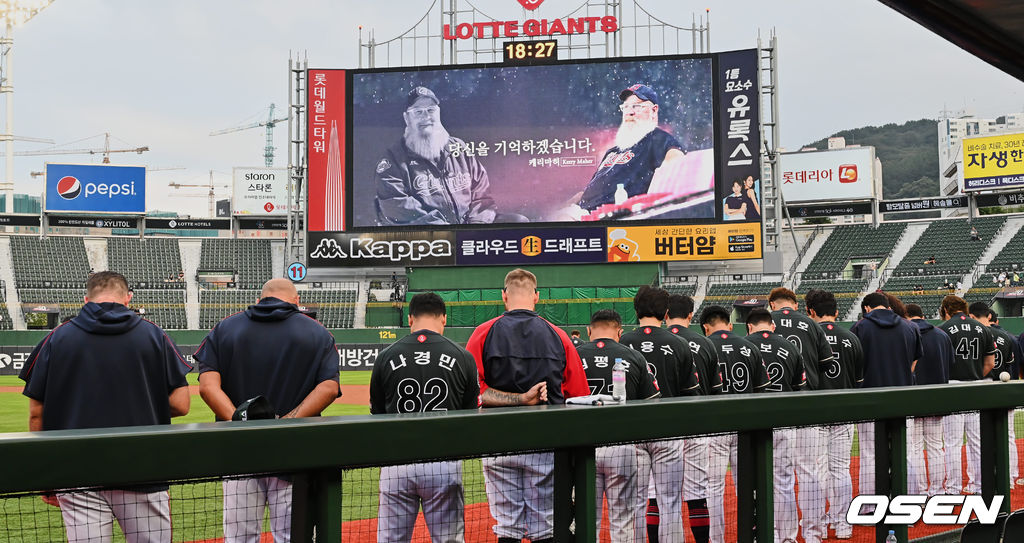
[0,0,53,214]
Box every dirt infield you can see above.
[0,385,371,404]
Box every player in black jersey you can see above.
[972,305,1020,486]
[700,305,770,543]
[576,310,660,542]
[992,311,1024,485]
[570,330,584,348]
[369,292,480,543]
[939,295,996,494]
[768,287,834,391]
[805,289,862,539]
[620,287,700,543]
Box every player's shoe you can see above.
[1015,478,1024,486]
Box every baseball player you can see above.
[767,287,831,541]
[369,292,479,543]
[805,289,863,539]
[466,268,589,543]
[620,286,700,543]
[666,294,722,543]
[973,305,1019,485]
[576,309,661,542]
[745,309,812,543]
[700,305,770,543]
[906,302,952,497]
[938,296,995,495]
[195,278,341,543]
[994,311,1024,485]
[20,271,192,543]
[571,329,584,347]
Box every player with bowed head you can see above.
[369,292,480,543]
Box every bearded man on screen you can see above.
[375,86,525,225]
[575,84,687,212]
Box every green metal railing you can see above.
[1,382,1021,542]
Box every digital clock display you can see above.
[502,39,558,64]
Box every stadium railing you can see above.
[0,382,1019,543]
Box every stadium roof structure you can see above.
[880,0,1024,82]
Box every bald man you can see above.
[196,278,340,543]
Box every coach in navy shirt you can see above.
[906,303,953,496]
[196,278,340,543]
[21,270,191,542]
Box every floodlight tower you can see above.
[0,0,54,213]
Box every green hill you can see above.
[803,118,939,199]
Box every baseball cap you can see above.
[407,86,440,109]
[619,84,658,105]
[232,395,277,421]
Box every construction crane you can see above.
[168,170,229,218]
[210,103,288,167]
[15,133,148,163]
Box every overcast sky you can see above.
[5,0,1023,216]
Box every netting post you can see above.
[736,429,772,543]
[874,418,907,543]
[291,469,343,542]
[574,447,597,543]
[553,450,573,542]
[980,408,1012,514]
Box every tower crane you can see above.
[168,170,229,218]
[210,103,288,167]
[14,133,148,163]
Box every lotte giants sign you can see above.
[443,0,616,40]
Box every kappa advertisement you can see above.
[45,163,146,214]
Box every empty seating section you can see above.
[199,239,272,288]
[698,281,780,317]
[663,283,698,297]
[300,284,359,328]
[796,279,869,318]
[130,290,187,329]
[893,217,1005,277]
[881,275,964,318]
[18,289,86,323]
[199,290,260,329]
[108,238,184,288]
[803,223,906,278]
[0,284,10,330]
[10,236,90,288]
[987,225,1024,274]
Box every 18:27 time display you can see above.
[502,40,558,64]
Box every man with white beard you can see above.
[375,86,512,225]
[577,84,687,212]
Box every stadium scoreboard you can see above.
[502,39,558,64]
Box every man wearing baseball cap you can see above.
[576,84,687,212]
[375,86,522,226]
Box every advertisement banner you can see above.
[880,196,968,213]
[0,214,40,227]
[45,163,146,213]
[146,218,230,230]
[778,147,877,203]
[455,227,606,266]
[976,191,1024,207]
[306,69,347,231]
[237,218,297,230]
[308,231,456,268]
[716,49,763,224]
[606,222,762,262]
[788,202,872,218]
[232,167,290,215]
[963,133,1024,191]
[49,216,139,229]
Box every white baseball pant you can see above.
[1009,410,1019,483]
[943,411,981,494]
[907,416,944,496]
[708,433,737,543]
[223,476,292,543]
[773,427,825,543]
[821,424,854,538]
[57,489,170,543]
[634,440,684,543]
[378,461,464,543]
[595,445,638,543]
[682,436,711,501]
[482,452,554,540]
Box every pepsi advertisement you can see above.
[45,163,146,213]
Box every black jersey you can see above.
[577,128,683,211]
[706,330,770,394]
[745,331,805,393]
[989,325,1017,381]
[571,336,584,347]
[771,307,834,390]
[939,312,997,381]
[818,321,865,390]
[669,324,724,395]
[369,330,480,415]
[576,339,661,400]
[621,325,700,397]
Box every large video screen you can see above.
[306,49,762,267]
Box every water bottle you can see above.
[612,358,627,404]
[614,184,628,205]
[885,530,897,543]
